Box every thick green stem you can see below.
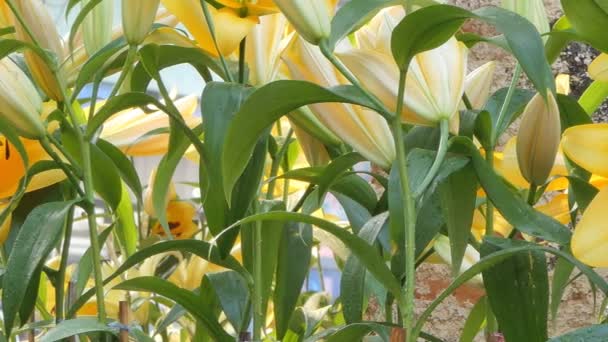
[316,246,326,292]
[413,119,449,198]
[319,42,394,121]
[393,71,417,342]
[59,90,107,322]
[527,183,538,206]
[238,38,247,84]
[56,203,75,322]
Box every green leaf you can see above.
[391,5,554,97]
[556,94,593,132]
[68,239,250,317]
[484,88,534,145]
[567,176,599,213]
[549,325,608,341]
[561,0,608,52]
[579,80,608,115]
[222,80,382,199]
[72,37,127,98]
[96,139,143,199]
[231,212,402,301]
[413,240,608,337]
[115,277,232,341]
[203,271,250,332]
[439,163,477,275]
[40,318,116,342]
[200,82,259,255]
[130,44,232,90]
[550,256,575,323]
[453,137,572,244]
[3,200,77,336]
[324,323,390,342]
[316,152,365,203]
[460,296,487,342]
[333,193,371,234]
[481,240,549,342]
[275,222,313,340]
[72,226,113,297]
[341,214,388,324]
[114,182,138,256]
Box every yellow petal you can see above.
[161,0,256,56]
[215,0,278,15]
[471,207,513,240]
[589,53,608,82]
[0,138,65,199]
[536,194,571,225]
[463,61,496,109]
[556,74,571,95]
[571,187,608,267]
[151,201,198,239]
[562,124,608,178]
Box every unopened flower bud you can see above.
[12,0,66,101]
[273,0,332,45]
[82,0,114,55]
[0,58,45,139]
[122,0,161,45]
[516,92,561,185]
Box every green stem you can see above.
[58,89,107,322]
[393,70,417,342]
[413,119,449,198]
[106,45,138,100]
[266,129,294,200]
[319,41,394,121]
[485,149,495,237]
[200,0,234,83]
[527,183,538,206]
[316,246,326,292]
[56,202,75,322]
[252,200,263,341]
[238,38,247,84]
[40,137,85,197]
[492,64,522,145]
[462,93,474,110]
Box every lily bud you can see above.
[273,0,332,45]
[121,0,161,45]
[516,92,561,185]
[143,169,177,218]
[501,0,550,35]
[12,0,66,101]
[282,36,395,169]
[291,122,331,167]
[0,58,45,139]
[82,0,114,55]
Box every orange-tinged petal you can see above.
[562,124,608,178]
[571,186,608,267]
[0,138,65,199]
[215,0,278,15]
[151,201,198,239]
[589,53,608,81]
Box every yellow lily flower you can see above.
[215,0,278,16]
[0,137,66,200]
[516,92,561,185]
[0,0,13,32]
[589,54,608,81]
[150,200,199,240]
[337,6,468,125]
[282,36,395,169]
[561,124,608,267]
[97,95,200,156]
[471,194,571,240]
[143,169,177,218]
[0,201,11,244]
[12,0,66,101]
[168,245,242,291]
[161,0,258,56]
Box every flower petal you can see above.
[572,186,608,267]
[562,124,608,178]
[589,53,608,81]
